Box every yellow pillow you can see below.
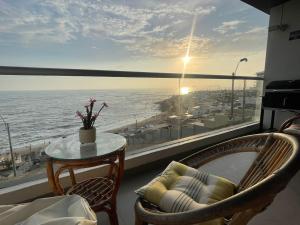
[136,161,236,225]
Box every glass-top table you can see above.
[45,132,127,225]
[45,132,127,161]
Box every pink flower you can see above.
[76,111,84,119]
[89,97,96,103]
[76,97,107,129]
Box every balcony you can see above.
[101,160,300,225]
[0,66,263,191]
[1,65,298,225]
[1,0,300,224]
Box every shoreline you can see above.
[0,112,167,157]
[107,112,169,134]
[0,112,172,172]
[0,112,173,186]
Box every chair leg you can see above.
[135,213,148,225]
[108,209,119,225]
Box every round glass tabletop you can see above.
[45,132,126,161]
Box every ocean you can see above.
[0,89,174,153]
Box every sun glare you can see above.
[182,55,191,64]
[180,87,190,95]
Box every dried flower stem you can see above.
[76,98,108,130]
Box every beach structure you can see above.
[202,114,230,129]
[0,142,49,177]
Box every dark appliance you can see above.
[260,79,300,130]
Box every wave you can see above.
[0,89,174,153]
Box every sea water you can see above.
[0,89,174,153]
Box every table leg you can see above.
[68,168,76,185]
[108,204,119,225]
[109,150,125,225]
[46,159,59,195]
[108,162,116,177]
[118,149,125,180]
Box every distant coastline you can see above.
[0,88,260,189]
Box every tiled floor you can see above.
[97,161,300,225]
[96,165,163,225]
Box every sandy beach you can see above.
[0,88,258,189]
[0,111,209,188]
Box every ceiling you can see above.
[241,0,291,14]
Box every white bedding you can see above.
[0,195,97,225]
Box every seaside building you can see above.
[202,114,231,129]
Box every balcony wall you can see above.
[263,0,300,128]
[0,70,263,203]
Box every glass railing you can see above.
[0,66,263,189]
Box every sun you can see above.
[182,55,191,64]
[180,87,190,95]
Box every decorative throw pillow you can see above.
[135,161,236,225]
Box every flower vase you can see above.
[79,127,96,144]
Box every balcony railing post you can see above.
[242,79,246,121]
[230,74,235,120]
[0,114,17,177]
[178,78,182,138]
[6,123,17,177]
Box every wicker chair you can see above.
[135,132,300,225]
[279,114,300,134]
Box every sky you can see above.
[0,0,269,90]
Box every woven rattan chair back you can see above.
[135,133,300,225]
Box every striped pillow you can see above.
[135,161,236,225]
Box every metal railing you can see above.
[0,65,264,124]
[0,66,263,80]
[0,65,264,188]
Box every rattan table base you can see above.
[45,133,127,225]
[67,177,114,209]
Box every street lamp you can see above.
[233,58,248,76]
[0,114,17,176]
[230,58,248,120]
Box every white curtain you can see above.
[0,195,97,225]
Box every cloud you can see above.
[0,0,215,58]
[125,36,212,58]
[231,26,267,42]
[213,20,245,34]
[0,0,77,43]
[0,0,268,64]
[210,25,267,57]
[244,27,266,34]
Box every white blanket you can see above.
[0,195,97,225]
